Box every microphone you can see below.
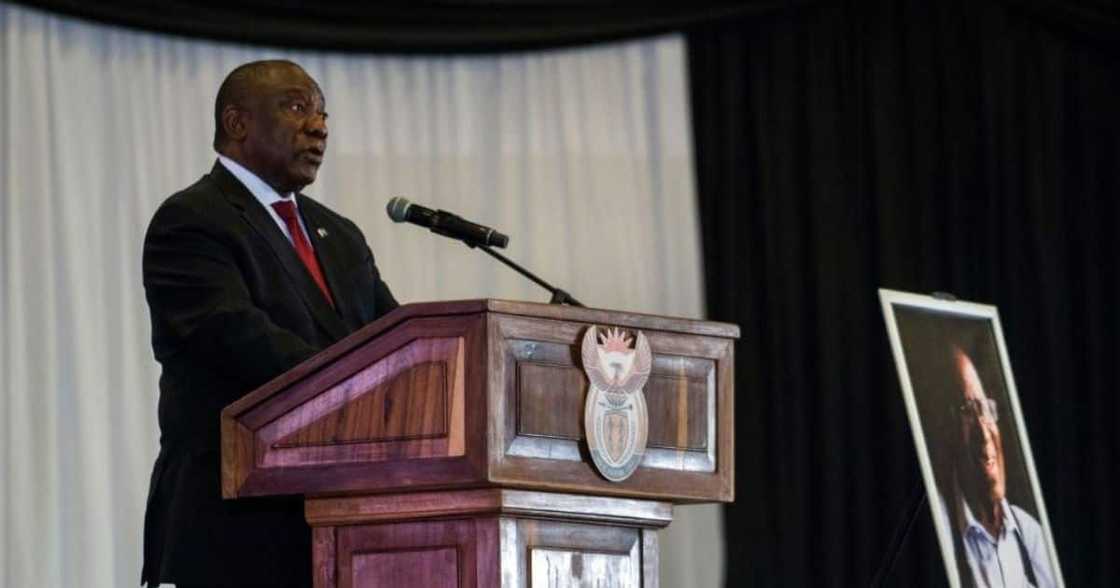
[386,197,509,248]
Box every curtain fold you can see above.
[689,1,1119,585]
[7,0,803,53]
[995,0,1120,53]
[10,0,1118,56]
[0,4,718,586]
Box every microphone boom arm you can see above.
[469,243,584,307]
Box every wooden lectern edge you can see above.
[221,299,740,421]
[220,299,490,420]
[220,417,254,499]
[303,487,676,528]
[490,481,733,505]
[221,466,733,504]
[482,299,741,339]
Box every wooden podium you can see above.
[221,300,738,587]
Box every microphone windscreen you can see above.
[386,197,411,222]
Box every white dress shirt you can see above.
[217,155,314,248]
[959,498,1057,588]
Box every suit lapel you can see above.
[299,197,360,331]
[208,161,349,342]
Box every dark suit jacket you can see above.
[141,160,397,587]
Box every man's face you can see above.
[239,64,328,193]
[953,349,1006,503]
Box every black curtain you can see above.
[689,1,1118,585]
[7,0,801,53]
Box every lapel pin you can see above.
[317,228,329,238]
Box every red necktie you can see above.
[272,200,334,308]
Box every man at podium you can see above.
[139,60,397,588]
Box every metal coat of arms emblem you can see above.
[581,325,651,482]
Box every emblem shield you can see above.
[604,411,630,463]
[581,326,651,482]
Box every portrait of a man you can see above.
[879,290,1064,588]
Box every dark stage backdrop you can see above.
[689,1,1119,586]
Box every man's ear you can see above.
[222,105,249,142]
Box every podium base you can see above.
[306,488,672,588]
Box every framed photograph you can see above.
[878,289,1064,588]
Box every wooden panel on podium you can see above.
[221,299,738,587]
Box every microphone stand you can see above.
[869,479,927,587]
[467,242,585,307]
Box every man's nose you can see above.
[981,419,1000,441]
[306,114,328,139]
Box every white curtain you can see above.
[0,3,721,587]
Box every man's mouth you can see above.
[977,444,999,477]
[302,145,325,164]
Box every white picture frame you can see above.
[878,289,1063,587]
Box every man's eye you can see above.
[289,103,306,113]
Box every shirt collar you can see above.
[961,497,1019,543]
[217,154,297,210]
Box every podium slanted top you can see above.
[222,299,738,504]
